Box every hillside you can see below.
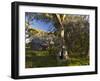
[28,27,49,38]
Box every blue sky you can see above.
[25,13,55,32]
[30,20,55,32]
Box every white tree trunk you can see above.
[56,14,69,60]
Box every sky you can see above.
[30,20,54,32]
[25,13,55,32]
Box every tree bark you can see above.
[56,14,69,60]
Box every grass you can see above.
[25,49,89,68]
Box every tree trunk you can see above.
[56,14,69,60]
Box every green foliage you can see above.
[64,18,89,55]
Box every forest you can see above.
[25,12,89,68]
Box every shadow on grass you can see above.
[26,55,89,68]
[25,50,89,68]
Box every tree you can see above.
[64,15,89,57]
[33,13,69,60]
[55,14,69,60]
[25,13,35,45]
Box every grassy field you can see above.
[25,50,89,68]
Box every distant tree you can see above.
[64,15,89,57]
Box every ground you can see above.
[25,49,89,68]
